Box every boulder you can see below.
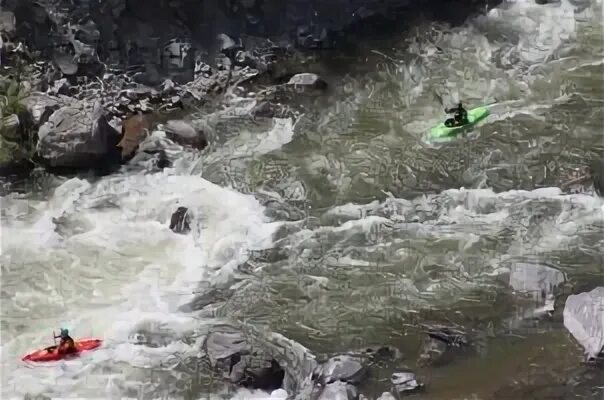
[563,287,604,361]
[163,119,208,150]
[313,355,368,385]
[286,73,328,94]
[589,159,603,196]
[36,100,122,170]
[203,325,286,391]
[314,381,358,400]
[391,372,423,395]
[169,206,191,234]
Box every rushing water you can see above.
[2,0,603,399]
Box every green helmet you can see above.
[60,328,69,338]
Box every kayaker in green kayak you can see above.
[444,102,469,127]
[54,328,77,354]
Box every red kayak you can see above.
[22,338,103,362]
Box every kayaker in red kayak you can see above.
[54,328,77,354]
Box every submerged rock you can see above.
[391,372,424,394]
[313,355,368,385]
[169,206,191,234]
[425,325,468,348]
[563,287,604,361]
[418,324,468,366]
[314,380,358,400]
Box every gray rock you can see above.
[24,94,62,126]
[315,381,358,400]
[36,100,121,169]
[286,73,328,93]
[164,120,198,139]
[563,287,604,360]
[391,372,423,394]
[376,393,396,400]
[313,355,367,385]
[202,325,287,391]
[163,119,208,150]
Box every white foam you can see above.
[1,167,279,398]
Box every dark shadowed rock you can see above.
[417,324,469,366]
[169,206,191,234]
[425,325,468,348]
[589,158,603,196]
[202,325,286,391]
[313,355,368,385]
[563,287,604,361]
[391,372,423,395]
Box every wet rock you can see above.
[589,159,603,197]
[286,73,328,95]
[418,324,468,366]
[354,345,403,362]
[313,354,368,385]
[24,94,62,126]
[313,380,358,400]
[425,325,468,347]
[203,325,286,391]
[163,119,207,150]
[169,206,191,234]
[563,287,604,361]
[36,100,122,170]
[418,336,449,366]
[391,372,423,395]
[155,150,171,169]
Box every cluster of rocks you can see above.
[1,25,329,175]
[195,323,425,400]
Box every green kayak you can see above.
[428,106,490,138]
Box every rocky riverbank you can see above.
[1,0,511,181]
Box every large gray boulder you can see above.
[36,100,121,169]
[563,287,604,360]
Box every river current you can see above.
[1,0,603,399]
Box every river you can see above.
[1,0,603,399]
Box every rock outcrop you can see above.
[36,99,122,170]
[563,287,604,362]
